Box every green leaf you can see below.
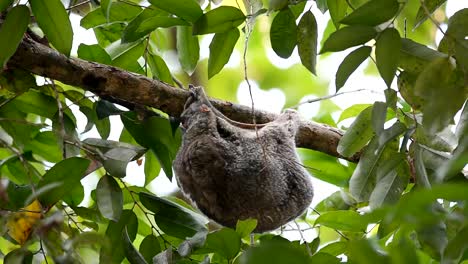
[316,0,328,13]
[0,0,14,13]
[349,137,398,202]
[176,26,199,75]
[12,90,57,119]
[438,9,468,74]
[96,175,123,221]
[123,226,148,264]
[337,106,373,157]
[327,0,347,29]
[397,71,423,110]
[371,101,387,135]
[147,53,174,85]
[4,249,33,264]
[414,58,466,134]
[140,235,161,263]
[241,239,311,264]
[101,0,112,21]
[268,0,288,11]
[319,241,348,256]
[297,11,318,75]
[83,138,146,178]
[96,100,125,120]
[125,16,189,43]
[235,219,258,239]
[80,3,142,29]
[399,38,447,74]
[376,28,401,87]
[414,0,447,29]
[0,5,30,68]
[443,225,468,263]
[320,26,377,53]
[315,191,351,213]
[144,151,161,186]
[77,44,112,64]
[340,0,399,26]
[121,8,164,42]
[104,210,138,263]
[24,131,62,163]
[208,28,240,78]
[205,228,241,260]
[148,0,203,22]
[37,157,90,206]
[338,104,372,122]
[335,46,371,91]
[193,6,245,35]
[348,239,389,263]
[369,153,409,209]
[270,8,297,58]
[139,192,207,239]
[30,0,73,56]
[107,41,145,73]
[310,252,341,264]
[315,210,367,232]
[301,149,354,187]
[121,113,181,179]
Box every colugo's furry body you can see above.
[173,86,313,232]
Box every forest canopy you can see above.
[0,0,467,263]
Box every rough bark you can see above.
[8,34,360,162]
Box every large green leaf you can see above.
[376,28,401,87]
[270,8,297,58]
[320,26,377,53]
[193,6,245,35]
[241,239,311,264]
[96,175,123,222]
[369,153,409,209]
[335,46,371,91]
[315,210,367,232]
[104,210,138,263]
[176,26,199,75]
[123,227,148,264]
[148,0,203,22]
[204,228,241,260]
[37,157,90,207]
[0,5,29,68]
[77,44,112,64]
[399,38,447,74]
[0,0,14,13]
[337,106,373,157]
[347,239,390,263]
[139,192,207,239]
[414,58,466,133]
[327,0,347,29]
[414,0,447,29]
[124,16,189,43]
[80,3,142,29]
[147,53,174,84]
[30,0,73,56]
[208,28,240,78]
[340,0,399,26]
[121,113,181,179]
[349,137,393,202]
[139,235,161,263]
[438,9,468,74]
[143,150,161,186]
[297,11,318,75]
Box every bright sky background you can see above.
[71,1,468,209]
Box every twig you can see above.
[291,89,366,108]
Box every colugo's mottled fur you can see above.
[174,86,313,232]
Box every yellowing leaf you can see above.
[7,200,42,245]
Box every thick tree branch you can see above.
[8,34,360,162]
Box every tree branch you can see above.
[8,34,360,162]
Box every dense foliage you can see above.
[0,0,467,263]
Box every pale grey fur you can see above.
[173,86,313,232]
